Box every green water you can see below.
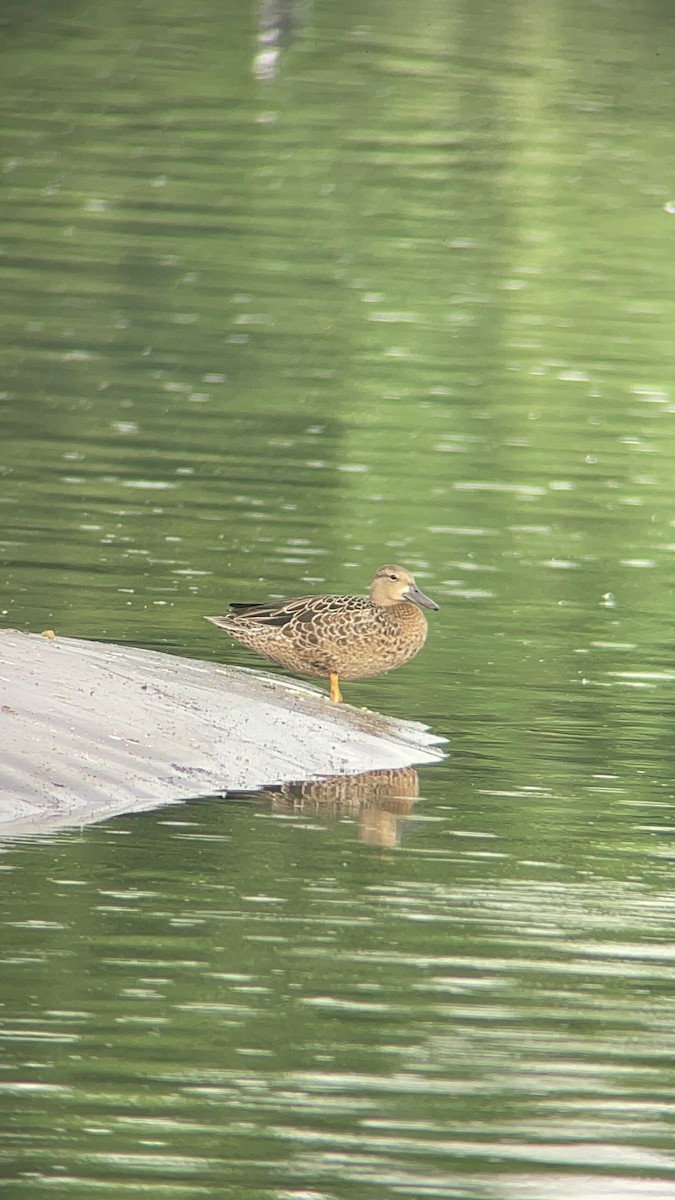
[3,0,675,1195]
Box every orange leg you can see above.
[329,672,343,703]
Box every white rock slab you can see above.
[0,630,444,836]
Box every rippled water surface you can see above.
[3,0,675,1196]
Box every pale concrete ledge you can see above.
[0,630,444,836]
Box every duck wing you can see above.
[226,595,323,628]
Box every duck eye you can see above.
[389,573,398,581]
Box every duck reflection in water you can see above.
[265,766,419,848]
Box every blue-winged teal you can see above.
[206,564,438,702]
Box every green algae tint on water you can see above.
[3,0,675,1196]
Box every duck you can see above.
[205,564,438,702]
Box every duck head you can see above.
[369,565,439,610]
